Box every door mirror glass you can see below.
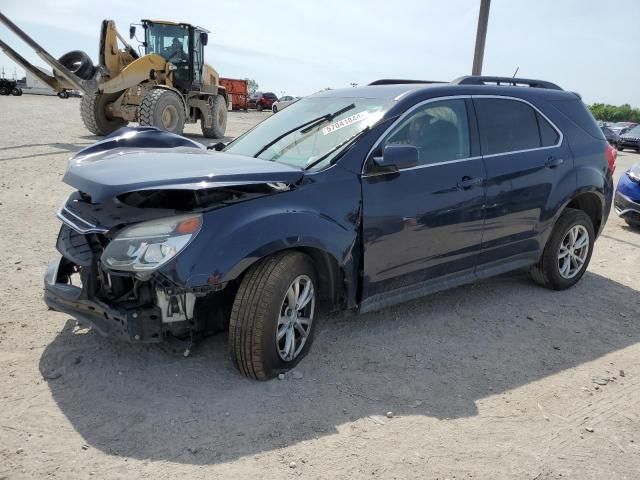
[200,32,208,46]
[374,145,419,171]
[129,25,136,39]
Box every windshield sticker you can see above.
[322,111,369,135]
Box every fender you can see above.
[163,168,363,307]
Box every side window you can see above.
[537,112,560,146]
[384,99,471,165]
[475,98,547,155]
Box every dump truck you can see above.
[0,13,228,137]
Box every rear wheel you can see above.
[272,105,278,113]
[257,103,263,112]
[139,89,185,135]
[201,95,227,138]
[11,87,22,96]
[530,208,594,290]
[228,251,318,380]
[0,87,9,96]
[80,91,127,135]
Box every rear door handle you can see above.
[457,176,483,190]
[545,156,564,169]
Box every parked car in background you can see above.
[44,76,615,379]
[610,122,638,136]
[618,125,640,152]
[601,125,620,148]
[615,163,640,227]
[248,91,278,111]
[272,95,300,113]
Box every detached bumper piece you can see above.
[44,256,164,343]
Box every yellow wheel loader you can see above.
[0,13,228,137]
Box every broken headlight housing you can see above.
[628,163,640,183]
[101,214,202,272]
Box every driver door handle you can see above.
[457,176,484,190]
[545,156,564,169]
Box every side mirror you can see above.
[200,32,208,46]
[207,141,226,151]
[129,25,136,39]
[373,144,419,171]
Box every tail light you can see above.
[605,143,617,174]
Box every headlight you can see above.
[628,164,640,183]
[101,214,202,272]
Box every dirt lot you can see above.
[0,95,639,479]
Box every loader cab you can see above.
[141,20,208,92]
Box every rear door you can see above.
[361,98,486,301]
[472,96,572,269]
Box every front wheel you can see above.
[256,103,263,112]
[228,251,318,380]
[139,89,185,134]
[0,87,9,96]
[272,105,278,113]
[530,208,595,290]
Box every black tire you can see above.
[0,87,9,96]
[139,89,185,135]
[229,251,318,380]
[272,105,278,113]
[530,208,595,290]
[617,146,623,151]
[80,91,127,135]
[201,95,228,138]
[257,103,263,112]
[625,219,640,229]
[11,87,22,96]
[58,50,95,80]
[58,90,69,99]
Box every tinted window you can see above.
[475,98,541,155]
[385,99,470,165]
[549,98,604,140]
[537,112,560,146]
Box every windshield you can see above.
[145,23,189,62]
[225,96,394,170]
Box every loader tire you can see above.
[139,89,185,135]
[80,91,127,136]
[58,50,95,80]
[201,95,227,139]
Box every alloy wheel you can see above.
[557,225,589,279]
[276,274,315,361]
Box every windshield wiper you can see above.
[304,126,371,171]
[253,103,355,158]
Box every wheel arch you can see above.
[564,190,604,235]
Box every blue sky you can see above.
[1,0,638,105]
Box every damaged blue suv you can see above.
[45,76,615,379]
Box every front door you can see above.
[361,98,486,307]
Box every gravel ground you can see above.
[0,94,639,480]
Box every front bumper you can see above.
[620,138,640,150]
[44,255,165,343]
[614,181,640,224]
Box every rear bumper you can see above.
[44,256,164,343]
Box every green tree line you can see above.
[589,103,640,123]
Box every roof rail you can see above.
[452,76,563,91]
[368,79,446,86]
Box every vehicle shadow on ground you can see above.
[39,270,639,464]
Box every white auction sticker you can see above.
[322,111,369,135]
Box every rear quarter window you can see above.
[549,97,605,140]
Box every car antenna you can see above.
[512,66,519,78]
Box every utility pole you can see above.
[472,0,491,76]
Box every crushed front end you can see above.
[44,191,222,345]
